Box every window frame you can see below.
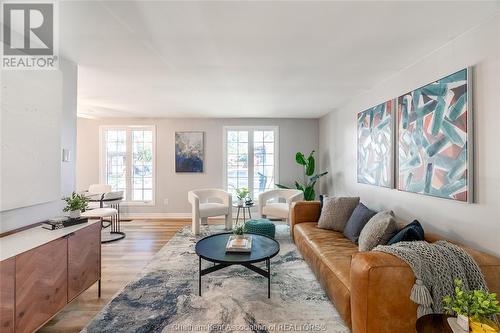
[99,125,156,206]
[222,126,279,201]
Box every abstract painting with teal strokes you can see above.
[357,99,394,188]
[397,69,470,202]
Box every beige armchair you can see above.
[258,189,303,224]
[188,189,232,235]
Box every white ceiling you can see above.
[60,1,500,119]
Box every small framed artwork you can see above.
[357,99,395,188]
[397,68,472,202]
[175,131,204,173]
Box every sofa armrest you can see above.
[350,250,500,333]
[350,251,417,333]
[290,201,320,238]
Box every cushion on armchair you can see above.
[317,196,360,231]
[262,203,289,219]
[199,203,228,217]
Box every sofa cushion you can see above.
[262,203,289,219]
[317,196,360,231]
[294,223,358,288]
[293,222,356,327]
[387,220,425,245]
[343,203,377,244]
[358,211,397,251]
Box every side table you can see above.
[233,203,254,224]
[416,314,453,333]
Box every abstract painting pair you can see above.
[357,68,472,202]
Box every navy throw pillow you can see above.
[387,220,425,245]
[319,195,328,212]
[343,203,377,244]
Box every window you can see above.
[224,126,279,200]
[100,126,155,204]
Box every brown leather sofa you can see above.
[290,201,500,333]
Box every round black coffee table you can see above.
[195,232,280,298]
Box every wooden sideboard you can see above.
[0,221,101,333]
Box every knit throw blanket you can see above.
[373,240,488,318]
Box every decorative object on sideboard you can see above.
[357,99,395,188]
[397,68,473,202]
[276,150,328,200]
[43,217,89,230]
[63,192,89,219]
[175,131,204,172]
[443,279,500,333]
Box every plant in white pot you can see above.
[234,187,249,206]
[443,279,500,332]
[63,192,89,219]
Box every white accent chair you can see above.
[82,207,117,219]
[188,189,232,235]
[87,184,112,209]
[258,189,304,224]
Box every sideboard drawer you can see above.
[0,257,15,333]
[15,238,68,333]
[68,222,101,301]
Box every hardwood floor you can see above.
[38,219,210,333]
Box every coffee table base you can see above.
[198,257,271,298]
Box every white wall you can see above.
[319,15,500,256]
[77,117,319,216]
[0,59,78,233]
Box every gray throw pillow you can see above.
[358,210,398,251]
[317,196,360,231]
[343,203,377,244]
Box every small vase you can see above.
[238,198,245,206]
[69,210,81,219]
[456,314,469,331]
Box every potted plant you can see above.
[232,222,246,238]
[276,150,328,201]
[63,192,89,219]
[234,187,249,206]
[443,279,500,332]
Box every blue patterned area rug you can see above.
[82,225,349,333]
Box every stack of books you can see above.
[42,217,88,230]
[226,235,253,253]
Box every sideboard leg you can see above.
[98,279,101,298]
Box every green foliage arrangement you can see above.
[232,223,246,236]
[276,150,328,201]
[443,279,500,320]
[63,192,89,212]
[234,187,249,200]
